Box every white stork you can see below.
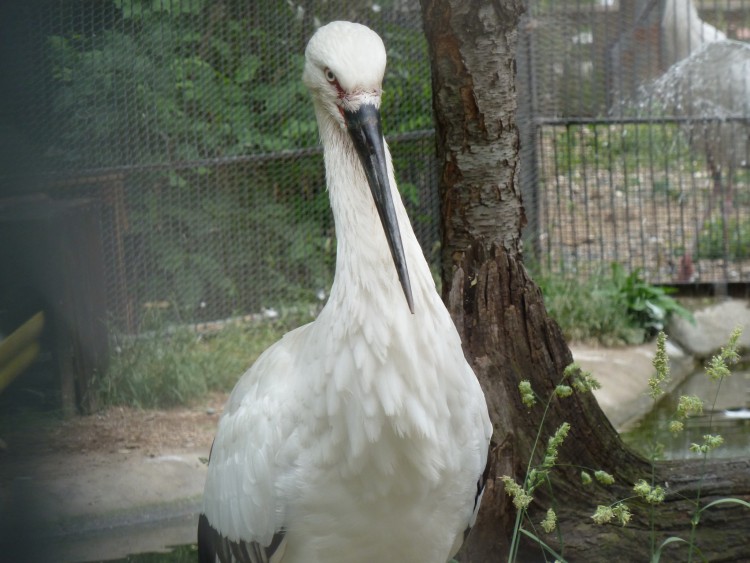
[198,21,492,563]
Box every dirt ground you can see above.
[1,392,228,460]
[0,395,230,562]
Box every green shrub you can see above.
[534,271,636,345]
[99,308,313,408]
[533,263,692,345]
[608,263,692,338]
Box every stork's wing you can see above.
[462,449,491,544]
[198,513,286,563]
[199,325,312,563]
[451,361,493,559]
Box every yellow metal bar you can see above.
[0,311,44,369]
[0,342,40,393]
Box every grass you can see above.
[534,269,638,345]
[96,264,690,409]
[531,262,692,345]
[696,214,750,260]
[502,364,603,562]
[98,307,316,409]
[103,544,198,562]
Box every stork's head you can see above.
[303,21,386,125]
[303,22,414,314]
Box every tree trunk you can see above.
[419,1,750,561]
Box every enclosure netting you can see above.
[3,0,750,334]
[0,0,437,332]
[519,0,750,286]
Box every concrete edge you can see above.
[48,495,202,540]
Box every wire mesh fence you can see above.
[3,0,750,340]
[519,0,750,286]
[0,0,437,333]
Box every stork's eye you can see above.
[324,68,336,83]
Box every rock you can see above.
[669,298,750,358]
[574,339,695,431]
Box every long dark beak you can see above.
[345,103,414,314]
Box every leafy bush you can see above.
[124,162,335,320]
[44,1,435,322]
[100,309,314,408]
[608,263,692,338]
[534,262,692,345]
[534,271,637,345]
[46,1,433,165]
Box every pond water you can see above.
[622,366,750,460]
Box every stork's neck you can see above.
[315,109,434,319]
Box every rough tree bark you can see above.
[419,1,750,561]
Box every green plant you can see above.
[608,263,693,339]
[123,168,335,321]
[532,263,692,345]
[501,364,602,562]
[46,2,433,165]
[502,330,750,562]
[533,266,639,345]
[591,329,750,561]
[99,307,314,408]
[696,215,750,260]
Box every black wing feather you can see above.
[198,513,286,563]
[463,447,492,543]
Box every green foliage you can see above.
[534,262,692,345]
[533,266,639,345]
[47,1,319,165]
[125,164,335,318]
[502,364,601,562]
[696,215,750,260]
[551,123,692,178]
[505,331,748,562]
[99,309,313,408]
[44,2,435,321]
[46,2,433,164]
[380,23,433,134]
[608,263,693,338]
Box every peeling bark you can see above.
[420,0,750,561]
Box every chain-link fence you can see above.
[0,0,437,334]
[519,0,750,286]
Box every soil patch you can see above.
[1,393,228,461]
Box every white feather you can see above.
[201,21,491,563]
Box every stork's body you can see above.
[199,21,491,563]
